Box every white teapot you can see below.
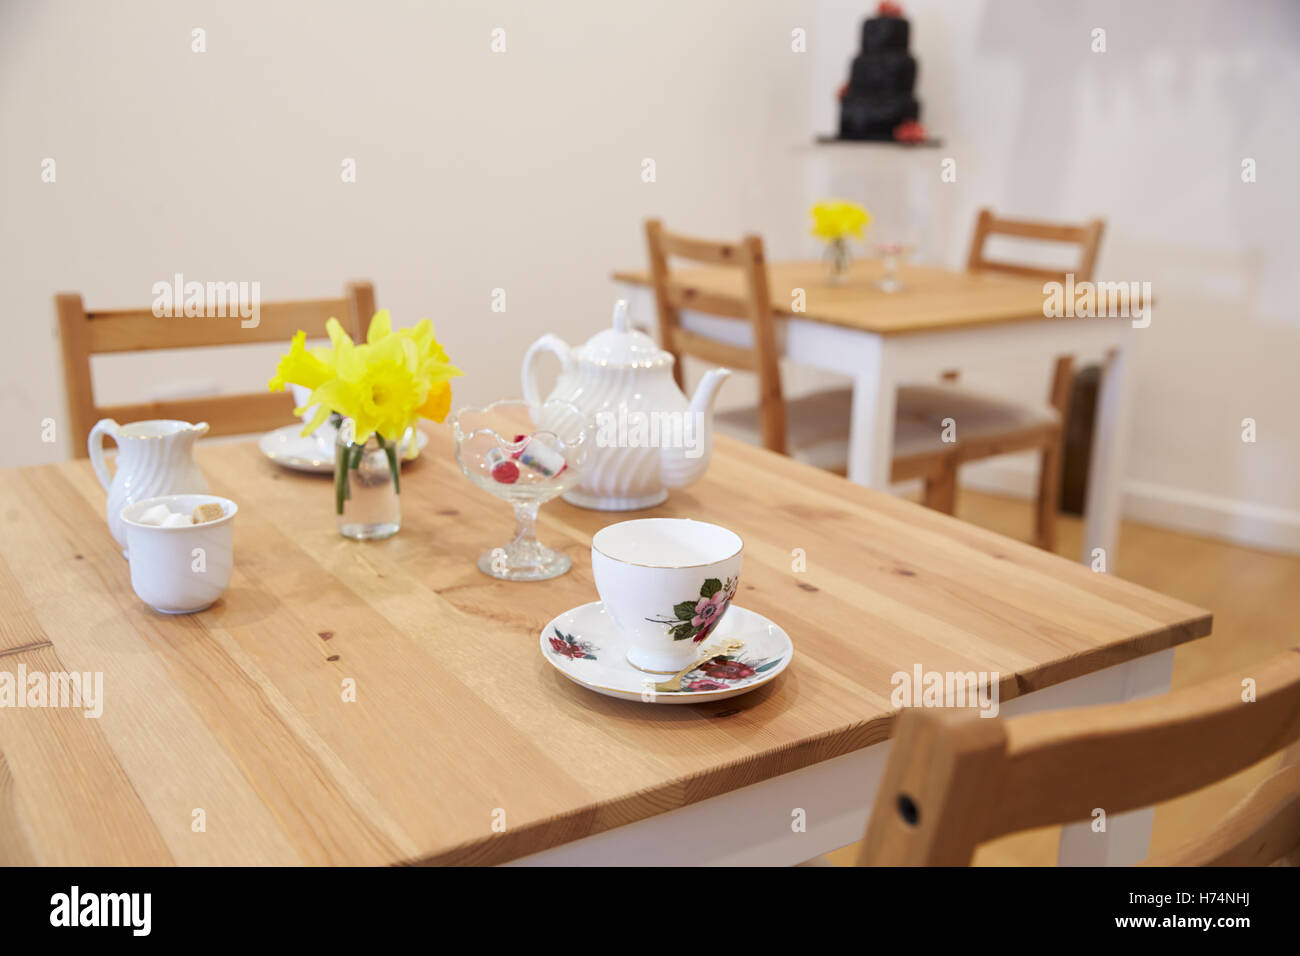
[522,300,731,510]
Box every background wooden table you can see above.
[0,432,1208,865]
[613,259,1056,336]
[614,259,1143,566]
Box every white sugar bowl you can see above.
[121,494,238,614]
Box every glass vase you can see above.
[334,427,401,540]
[824,237,851,285]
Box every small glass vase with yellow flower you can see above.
[810,200,872,285]
[268,311,462,540]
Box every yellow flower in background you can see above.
[810,200,872,242]
[268,310,463,448]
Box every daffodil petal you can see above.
[366,310,392,344]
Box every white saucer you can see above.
[258,425,428,473]
[541,601,793,704]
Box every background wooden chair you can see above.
[645,219,787,454]
[913,208,1106,547]
[56,280,375,458]
[856,647,1300,866]
[691,210,1103,551]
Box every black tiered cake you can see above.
[838,3,921,141]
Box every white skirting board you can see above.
[958,455,1300,556]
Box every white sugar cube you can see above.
[138,504,173,526]
[160,512,194,527]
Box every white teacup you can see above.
[592,518,743,673]
[121,494,238,614]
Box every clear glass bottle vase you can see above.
[334,426,401,540]
[824,237,851,285]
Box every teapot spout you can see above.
[687,367,732,419]
[661,367,731,490]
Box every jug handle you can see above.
[88,419,121,493]
[521,335,572,407]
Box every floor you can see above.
[825,487,1299,866]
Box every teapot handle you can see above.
[88,418,121,493]
[521,334,573,408]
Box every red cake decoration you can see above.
[893,119,927,143]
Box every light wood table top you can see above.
[614,259,1074,336]
[0,433,1210,865]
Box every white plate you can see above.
[258,425,428,473]
[541,601,792,704]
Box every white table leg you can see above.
[1083,337,1133,567]
[1056,648,1174,866]
[845,335,896,488]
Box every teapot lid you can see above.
[573,300,671,368]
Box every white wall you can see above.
[3,1,1298,549]
[0,0,812,457]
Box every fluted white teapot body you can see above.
[522,301,730,511]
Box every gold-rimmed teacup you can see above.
[591,518,743,673]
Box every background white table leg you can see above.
[845,334,896,488]
[1082,334,1133,566]
[1055,649,1174,865]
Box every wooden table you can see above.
[613,259,1144,565]
[0,432,1208,866]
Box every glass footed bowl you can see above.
[451,398,591,581]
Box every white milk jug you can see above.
[89,419,210,554]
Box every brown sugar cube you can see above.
[191,502,225,524]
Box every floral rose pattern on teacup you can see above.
[645,576,739,642]
[549,629,598,661]
[680,653,783,693]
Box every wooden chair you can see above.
[907,208,1106,546]
[646,219,787,454]
[856,647,1300,866]
[695,210,1104,551]
[56,281,375,458]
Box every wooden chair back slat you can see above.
[83,295,365,354]
[966,208,1106,283]
[660,284,753,321]
[57,281,375,458]
[645,219,786,454]
[858,647,1300,866]
[98,393,299,440]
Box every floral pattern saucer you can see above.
[540,601,793,704]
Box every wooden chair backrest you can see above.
[644,219,786,455]
[966,208,1106,283]
[859,647,1300,866]
[57,281,375,458]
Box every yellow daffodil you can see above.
[268,310,463,447]
[267,330,333,392]
[810,200,872,242]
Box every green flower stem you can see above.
[334,441,350,515]
[381,437,400,495]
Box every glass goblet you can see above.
[451,399,590,581]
